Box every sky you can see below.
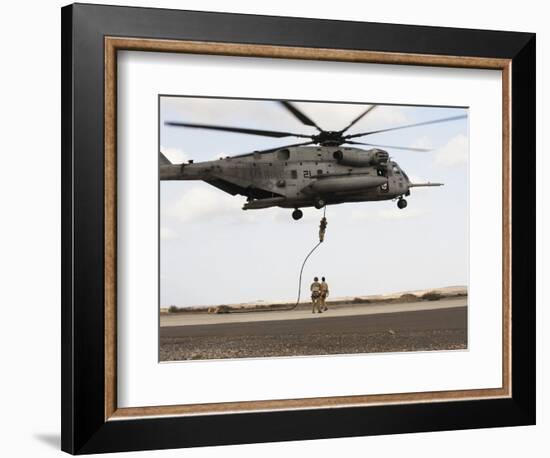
[159,96,468,308]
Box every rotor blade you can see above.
[232,141,316,158]
[165,121,311,139]
[339,105,377,133]
[344,140,431,152]
[345,114,468,139]
[279,101,323,131]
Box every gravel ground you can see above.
[160,328,467,361]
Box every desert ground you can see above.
[160,287,467,361]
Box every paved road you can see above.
[161,297,466,328]
[160,304,467,339]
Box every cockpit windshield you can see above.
[392,163,409,180]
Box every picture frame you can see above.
[61,3,536,454]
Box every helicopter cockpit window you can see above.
[291,170,298,179]
[392,165,401,174]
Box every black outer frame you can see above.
[61,3,536,454]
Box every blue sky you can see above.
[160,97,468,308]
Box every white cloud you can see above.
[434,134,468,166]
[351,207,427,221]
[409,136,434,150]
[165,185,246,224]
[160,146,189,164]
[365,105,409,128]
[163,184,327,225]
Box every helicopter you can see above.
[160,101,466,220]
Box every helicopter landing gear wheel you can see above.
[314,198,326,210]
[397,198,408,209]
[292,209,303,221]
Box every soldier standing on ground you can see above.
[320,277,329,311]
[310,277,322,313]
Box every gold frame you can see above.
[104,37,511,421]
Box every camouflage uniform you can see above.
[320,281,329,311]
[319,217,327,242]
[310,281,322,313]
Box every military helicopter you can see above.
[160,102,465,220]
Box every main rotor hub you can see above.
[313,131,345,146]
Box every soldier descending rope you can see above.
[319,216,328,242]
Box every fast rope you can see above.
[226,207,328,314]
[286,206,328,311]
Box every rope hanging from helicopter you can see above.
[226,206,328,314]
[286,206,327,311]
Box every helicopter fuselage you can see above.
[161,100,453,219]
[160,145,416,212]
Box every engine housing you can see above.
[333,148,389,167]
